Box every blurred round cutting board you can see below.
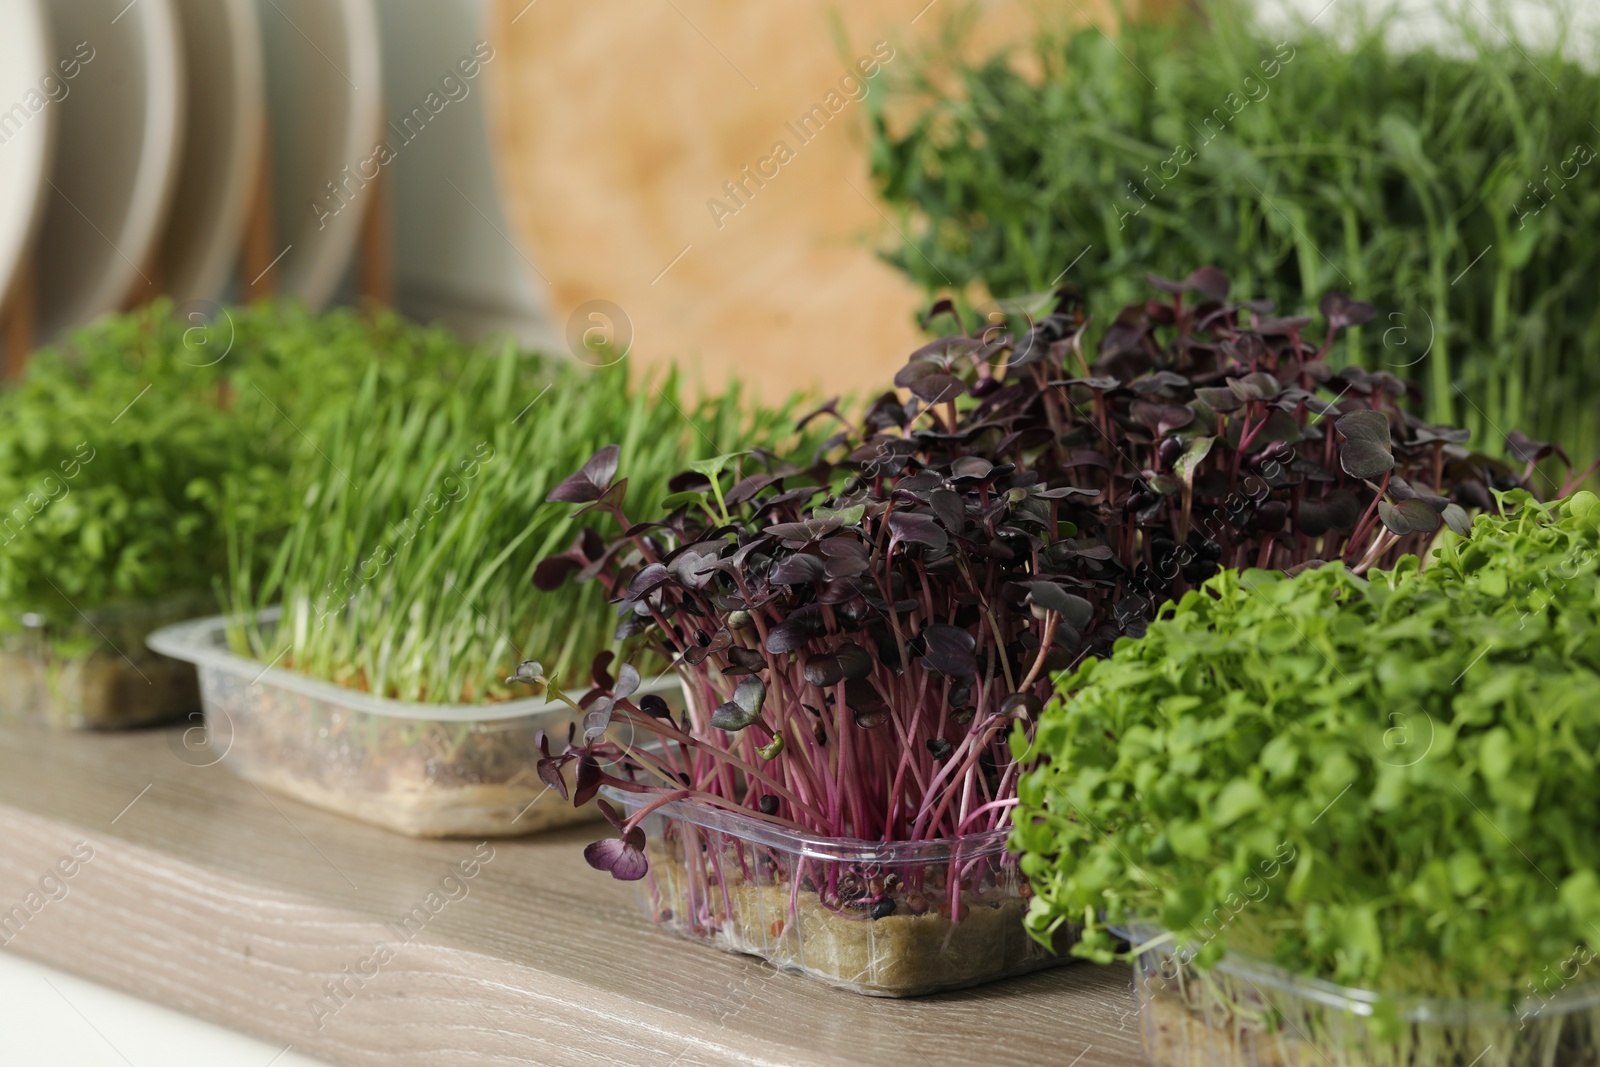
[485,1,1072,402]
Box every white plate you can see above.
[0,0,55,313]
[34,0,184,339]
[158,0,265,306]
[255,0,382,308]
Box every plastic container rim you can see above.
[601,783,1010,864]
[1117,921,1600,1024]
[146,609,681,723]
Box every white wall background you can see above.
[1257,0,1599,60]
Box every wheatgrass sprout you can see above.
[227,346,799,703]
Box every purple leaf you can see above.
[1337,410,1394,480]
[768,553,826,585]
[929,488,966,534]
[1024,582,1093,629]
[626,563,670,598]
[802,643,873,688]
[1148,267,1230,301]
[1506,430,1569,468]
[950,456,996,481]
[583,696,615,742]
[1297,490,1363,536]
[532,555,581,591]
[722,646,767,675]
[919,624,977,676]
[590,651,616,690]
[820,540,870,578]
[1441,503,1473,537]
[1319,292,1377,330]
[888,511,949,553]
[726,473,779,505]
[710,676,766,731]
[908,373,967,405]
[548,445,621,503]
[584,831,649,881]
[1195,386,1243,413]
[1379,498,1442,536]
[765,518,841,544]
[574,756,602,805]
[1184,266,1231,302]
[537,758,569,800]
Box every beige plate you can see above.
[34,0,184,339]
[0,0,54,315]
[157,0,266,306]
[254,0,382,309]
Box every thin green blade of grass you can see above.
[229,349,804,704]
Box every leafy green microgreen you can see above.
[0,301,464,647]
[1015,490,1600,1003]
[686,451,749,523]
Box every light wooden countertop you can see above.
[0,721,1145,1066]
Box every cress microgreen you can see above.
[1014,491,1600,1010]
[0,301,469,637]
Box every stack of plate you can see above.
[0,0,383,344]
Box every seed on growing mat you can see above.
[906,893,929,915]
[870,898,896,920]
[853,708,889,729]
[768,918,785,937]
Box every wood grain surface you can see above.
[0,721,1146,1066]
[483,0,1173,405]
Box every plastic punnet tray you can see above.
[1122,923,1600,1067]
[1,592,209,730]
[149,612,682,838]
[607,785,1073,996]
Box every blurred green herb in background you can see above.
[0,302,478,636]
[871,0,1600,467]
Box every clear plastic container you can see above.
[147,612,683,839]
[1123,923,1600,1067]
[606,786,1073,996]
[0,592,210,730]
